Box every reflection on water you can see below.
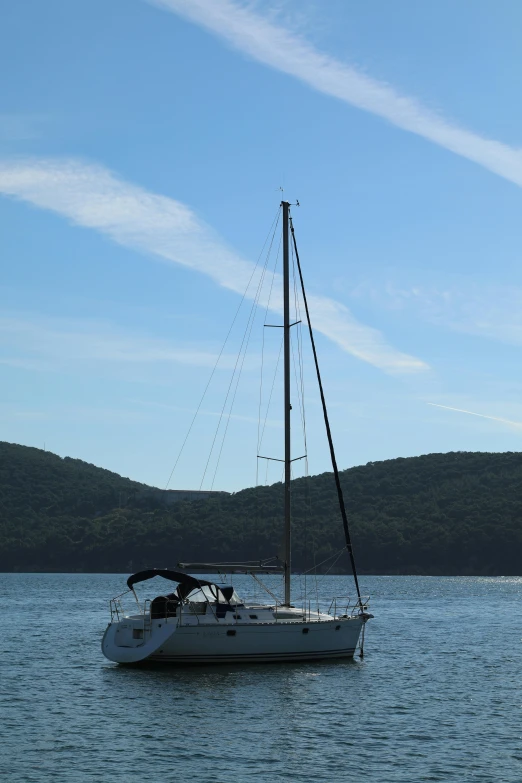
[2,573,521,782]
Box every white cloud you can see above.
[0,313,242,370]
[355,280,522,347]
[0,157,427,374]
[148,0,522,189]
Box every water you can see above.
[1,574,521,782]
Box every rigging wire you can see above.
[257,335,284,458]
[290,234,318,606]
[300,546,346,575]
[200,216,279,490]
[256,335,266,489]
[253,226,284,535]
[251,573,282,603]
[289,210,363,605]
[290,333,306,440]
[210,257,274,489]
[292,275,308,460]
[164,206,280,490]
[256,231,283,461]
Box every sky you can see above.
[2,0,522,492]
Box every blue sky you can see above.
[2,0,522,491]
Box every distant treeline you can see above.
[1,441,522,575]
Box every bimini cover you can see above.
[126,569,230,601]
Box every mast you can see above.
[282,201,292,606]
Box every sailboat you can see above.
[102,202,372,665]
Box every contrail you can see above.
[148,0,522,191]
[427,402,522,429]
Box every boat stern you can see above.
[102,617,177,664]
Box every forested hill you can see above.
[1,441,522,575]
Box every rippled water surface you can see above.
[2,573,521,782]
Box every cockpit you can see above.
[125,569,244,620]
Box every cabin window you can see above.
[132,629,144,639]
[186,585,242,605]
[233,614,242,620]
[249,615,258,620]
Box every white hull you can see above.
[102,612,365,665]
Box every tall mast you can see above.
[282,201,292,606]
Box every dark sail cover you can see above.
[127,569,215,593]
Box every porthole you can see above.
[227,629,236,636]
[302,628,309,634]
[249,615,258,620]
[335,625,341,631]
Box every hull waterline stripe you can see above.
[145,648,357,663]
